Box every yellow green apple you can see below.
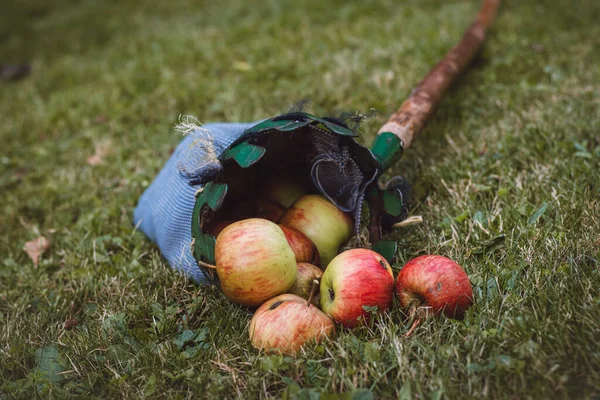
[279,194,353,267]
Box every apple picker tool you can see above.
[134,0,501,284]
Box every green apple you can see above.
[279,194,353,266]
[261,173,307,208]
[288,262,323,306]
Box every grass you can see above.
[1,0,599,398]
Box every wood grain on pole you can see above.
[378,0,501,149]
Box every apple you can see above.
[395,255,473,319]
[262,173,307,208]
[249,293,335,355]
[278,225,321,266]
[320,249,394,328]
[215,218,296,307]
[279,194,353,266]
[288,262,323,305]
[255,198,286,223]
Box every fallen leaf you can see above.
[86,140,113,166]
[233,60,252,71]
[94,114,108,124]
[530,43,545,53]
[14,167,29,179]
[86,154,103,166]
[35,345,66,384]
[478,143,488,156]
[64,318,79,330]
[528,202,548,225]
[0,64,31,82]
[24,236,50,266]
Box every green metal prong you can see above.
[372,240,397,263]
[220,141,266,168]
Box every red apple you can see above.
[215,218,297,307]
[396,255,473,319]
[279,194,353,266]
[255,198,286,223]
[278,225,321,266]
[249,294,335,355]
[288,262,323,305]
[320,249,394,328]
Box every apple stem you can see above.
[197,259,217,270]
[403,317,422,338]
[306,279,319,306]
[407,298,422,319]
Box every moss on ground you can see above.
[1,0,599,398]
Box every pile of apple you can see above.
[205,179,473,355]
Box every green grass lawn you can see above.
[1,0,599,398]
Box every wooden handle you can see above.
[378,0,501,149]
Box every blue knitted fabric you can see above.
[133,122,257,284]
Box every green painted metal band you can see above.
[370,132,403,170]
[191,192,203,244]
[244,112,357,137]
[190,182,229,284]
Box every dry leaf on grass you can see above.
[86,140,113,166]
[24,236,50,267]
[0,64,31,81]
[64,318,79,330]
[86,154,103,166]
[94,114,108,124]
[14,167,29,180]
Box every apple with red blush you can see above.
[395,255,473,320]
[278,225,320,266]
[255,198,286,223]
[214,218,296,307]
[249,294,335,355]
[319,249,395,328]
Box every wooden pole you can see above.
[378,0,501,149]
